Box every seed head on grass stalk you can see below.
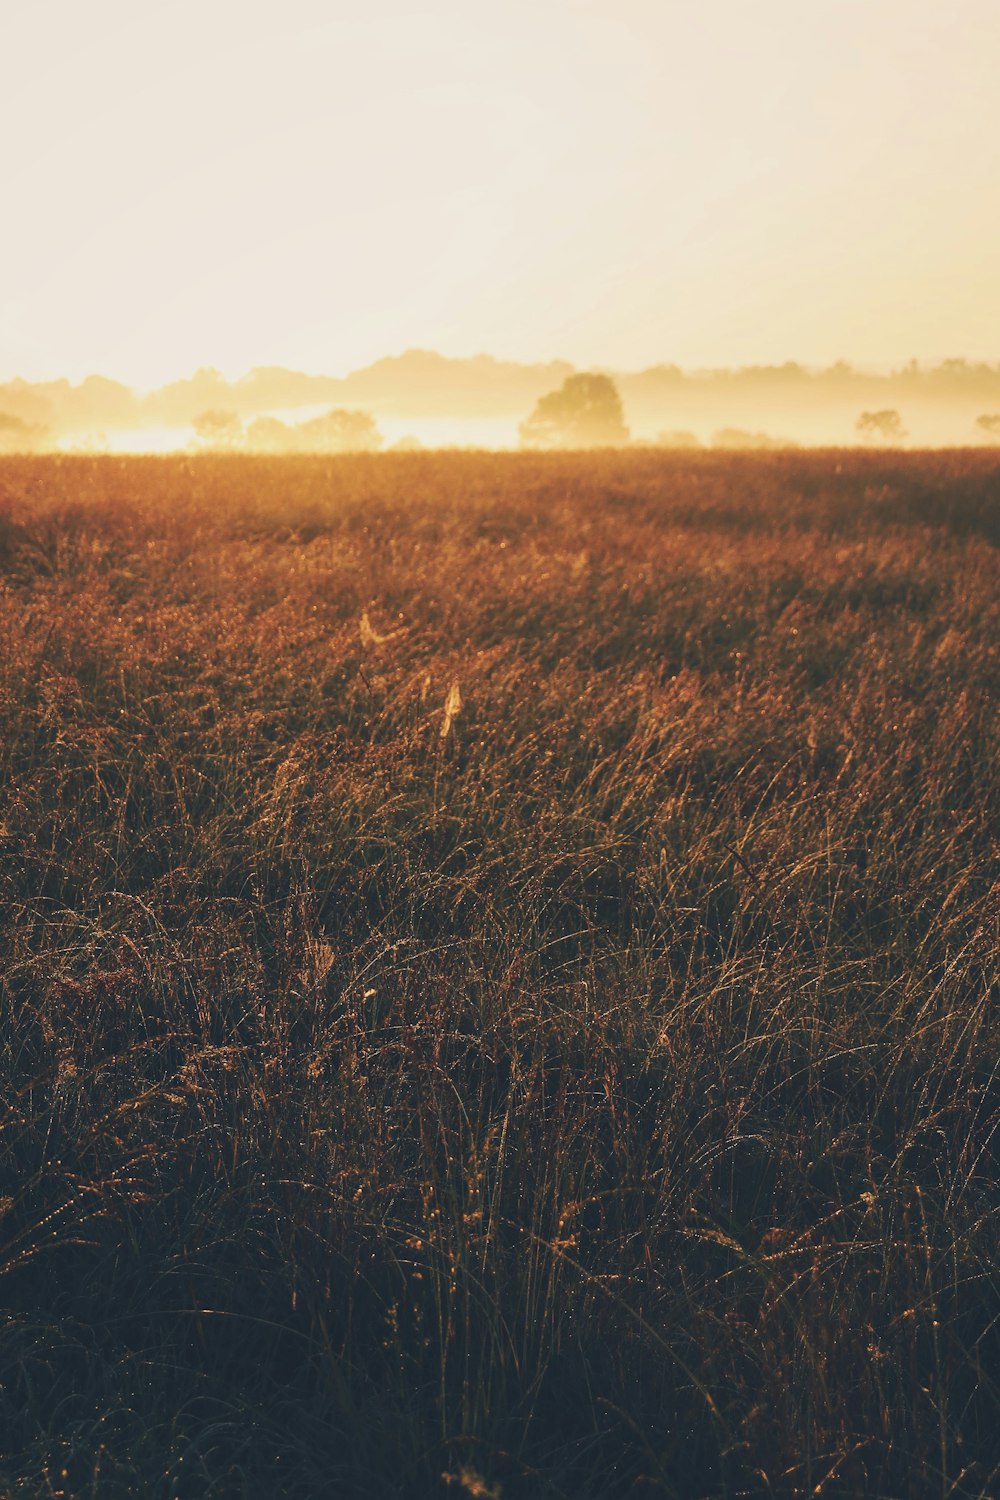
[441,1467,502,1499]
[360,608,409,648]
[359,610,381,648]
[441,681,462,740]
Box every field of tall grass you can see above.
[0,450,998,1498]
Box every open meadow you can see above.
[0,449,998,1498]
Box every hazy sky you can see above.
[2,0,998,387]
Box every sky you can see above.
[2,0,998,389]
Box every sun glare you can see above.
[3,0,998,389]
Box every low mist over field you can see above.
[4,351,1000,453]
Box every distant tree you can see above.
[821,360,857,383]
[519,374,629,449]
[855,409,907,444]
[241,408,383,454]
[192,409,243,448]
[711,428,793,451]
[293,409,383,453]
[975,414,1000,442]
[0,412,49,452]
[244,416,291,453]
[654,430,702,449]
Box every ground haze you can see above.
[1,451,998,1497]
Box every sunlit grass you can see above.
[0,448,998,1497]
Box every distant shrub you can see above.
[0,410,50,452]
[192,408,244,448]
[711,427,793,450]
[519,373,630,449]
[855,408,907,443]
[244,408,383,454]
[244,415,291,452]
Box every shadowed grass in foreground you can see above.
[0,449,998,1497]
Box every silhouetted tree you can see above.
[192,409,243,448]
[519,374,629,449]
[975,414,1000,441]
[0,412,49,452]
[241,408,383,454]
[855,409,907,444]
[244,416,291,452]
[712,428,792,451]
[293,409,383,453]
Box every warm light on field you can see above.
[1,0,998,1483]
[1,449,997,1494]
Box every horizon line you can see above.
[5,349,1000,394]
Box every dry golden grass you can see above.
[0,449,998,1497]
